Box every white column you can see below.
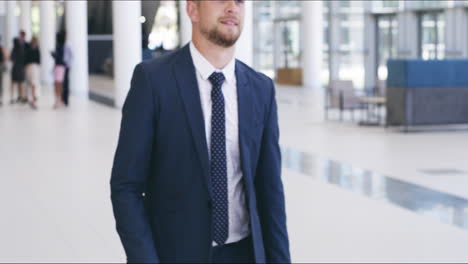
[0,2,4,35]
[397,4,418,59]
[179,0,192,46]
[328,0,340,82]
[235,0,253,67]
[113,0,142,109]
[20,0,32,39]
[301,1,323,89]
[66,1,89,96]
[6,0,18,51]
[363,2,377,90]
[40,1,56,86]
[445,7,468,58]
[461,12,468,58]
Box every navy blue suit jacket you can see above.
[110,44,290,263]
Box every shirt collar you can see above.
[189,42,236,84]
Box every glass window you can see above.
[252,0,361,87]
[370,0,400,11]
[148,1,179,50]
[275,0,301,19]
[31,4,40,36]
[419,12,445,60]
[339,1,350,8]
[253,1,275,78]
[322,1,330,87]
[377,15,398,81]
[275,20,301,69]
[272,1,302,74]
[336,1,365,89]
[410,1,449,9]
[253,1,304,79]
[382,1,399,9]
[254,20,274,76]
[436,13,445,59]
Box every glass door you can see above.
[273,19,301,69]
[376,14,398,81]
[419,11,445,60]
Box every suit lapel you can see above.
[236,61,254,184]
[173,45,211,197]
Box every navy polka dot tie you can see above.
[208,72,228,245]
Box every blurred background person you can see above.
[51,32,67,109]
[18,30,29,102]
[18,30,27,46]
[25,36,40,110]
[0,35,8,107]
[10,38,26,104]
[62,31,72,107]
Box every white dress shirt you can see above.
[189,43,250,245]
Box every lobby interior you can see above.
[1,1,468,262]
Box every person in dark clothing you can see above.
[25,36,40,110]
[62,67,70,106]
[18,30,29,103]
[0,36,8,107]
[61,31,72,107]
[10,38,26,104]
[52,31,72,108]
[110,2,290,263]
[19,30,27,45]
[51,32,66,109]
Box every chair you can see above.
[357,80,387,126]
[325,80,363,121]
[376,79,386,97]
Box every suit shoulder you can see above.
[137,49,180,74]
[236,60,274,92]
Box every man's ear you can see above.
[186,0,199,24]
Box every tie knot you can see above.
[209,72,226,88]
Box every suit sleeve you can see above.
[110,63,159,263]
[255,79,291,263]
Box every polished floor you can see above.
[1,81,468,262]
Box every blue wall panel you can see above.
[387,59,468,89]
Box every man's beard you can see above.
[201,24,241,48]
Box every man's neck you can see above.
[191,34,235,70]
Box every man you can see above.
[62,32,72,106]
[111,1,290,263]
[17,30,28,103]
[24,36,41,109]
[0,36,7,107]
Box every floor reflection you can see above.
[281,148,468,230]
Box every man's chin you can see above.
[219,37,239,48]
[203,27,242,47]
